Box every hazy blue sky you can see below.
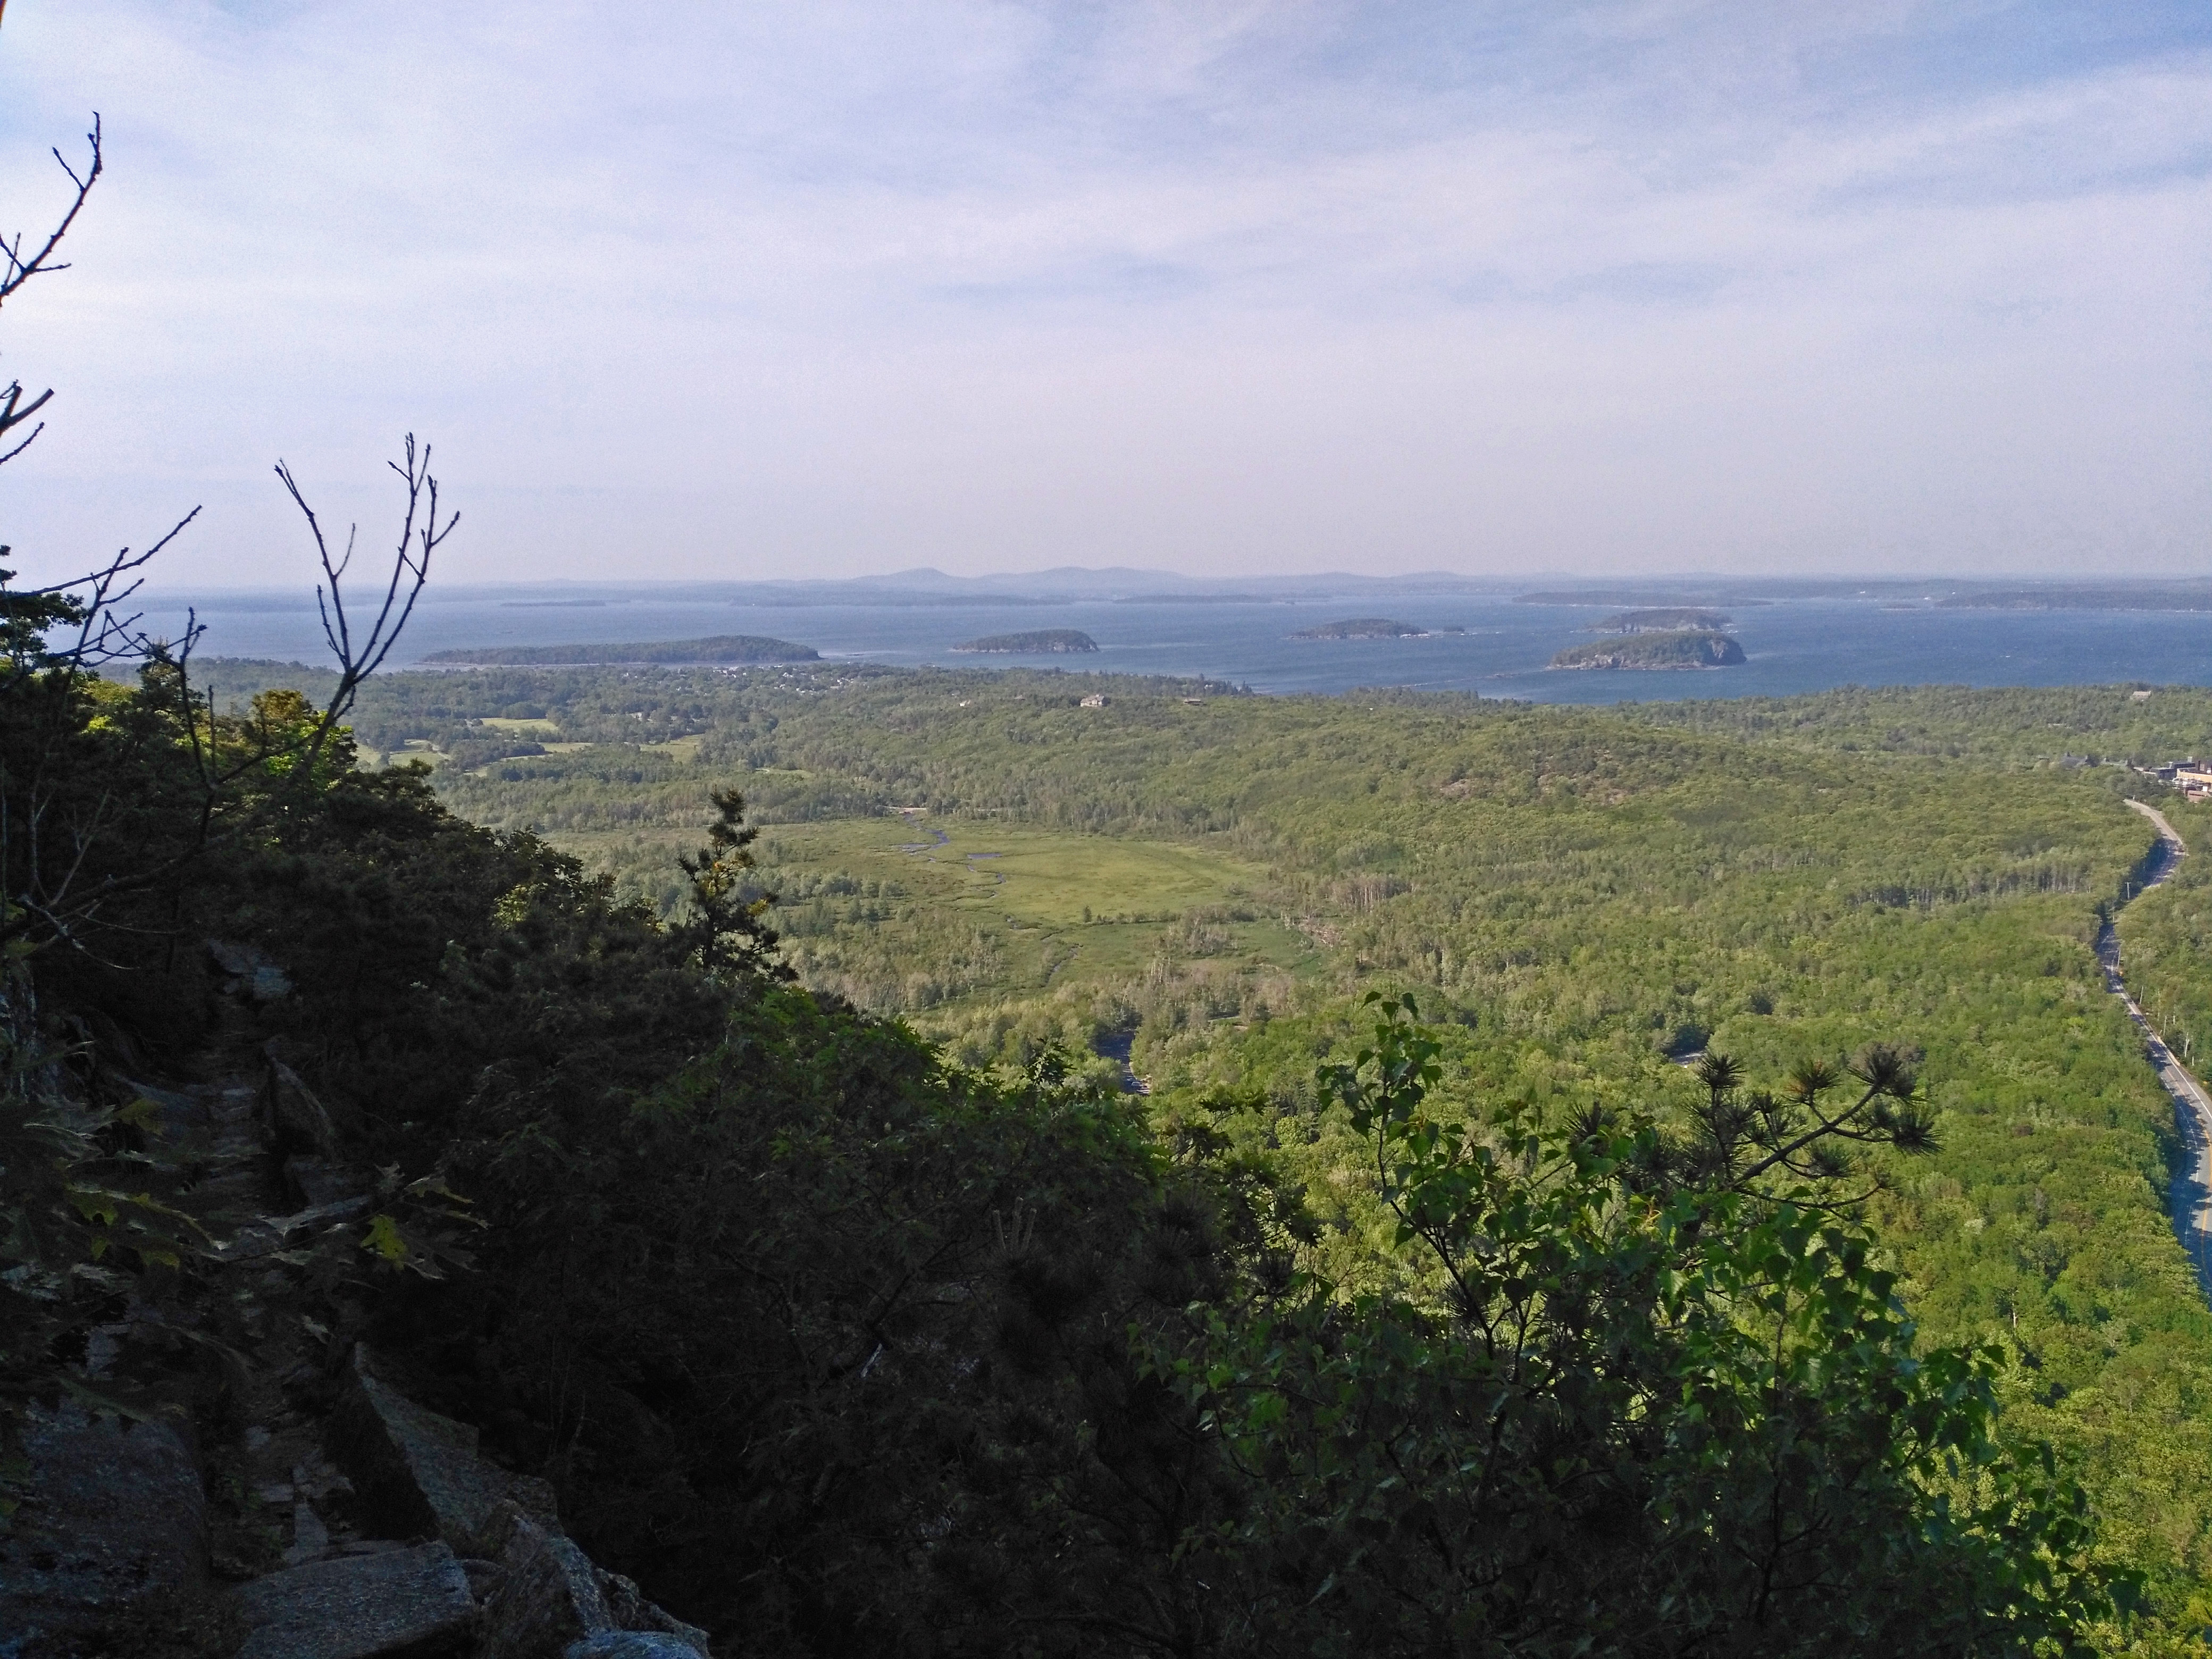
[0,2,2206,589]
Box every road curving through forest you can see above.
[2103,799,2212,1296]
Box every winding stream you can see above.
[2101,800,2212,1295]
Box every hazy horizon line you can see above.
[132,567,2212,599]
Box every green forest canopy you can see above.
[304,659,2212,1617]
[28,646,2212,1650]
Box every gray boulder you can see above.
[479,1514,710,1657]
[0,1403,205,1639]
[480,1514,612,1659]
[232,1539,474,1659]
[330,1347,559,1556]
[210,937,294,1002]
[567,1636,711,1659]
[286,1154,366,1207]
[596,1568,711,1656]
[264,1051,338,1157]
[220,1193,374,1263]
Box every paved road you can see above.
[2104,800,2212,1293]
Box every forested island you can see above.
[951,627,1099,653]
[1936,584,2212,611]
[1548,627,1746,668]
[1588,607,1733,632]
[1291,617,1464,640]
[423,634,819,665]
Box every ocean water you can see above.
[136,585,2212,705]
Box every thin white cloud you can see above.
[0,1,2205,588]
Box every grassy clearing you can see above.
[540,815,1317,1033]
[772,818,1269,925]
[477,716,562,736]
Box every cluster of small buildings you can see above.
[2137,760,2212,802]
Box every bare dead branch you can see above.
[0,417,44,471]
[26,509,204,674]
[185,435,455,798]
[0,119,453,955]
[0,116,101,307]
[277,434,455,745]
[0,379,54,464]
[0,117,100,480]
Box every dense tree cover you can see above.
[2118,797,2212,1074]
[1546,627,1744,668]
[1630,682,2212,766]
[1165,1000,2112,1655]
[2,616,2176,1653]
[279,659,2212,1635]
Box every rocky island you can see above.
[1548,629,1746,670]
[1587,607,1733,633]
[952,629,1099,653]
[424,635,819,665]
[1291,617,1465,640]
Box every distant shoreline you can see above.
[421,634,819,666]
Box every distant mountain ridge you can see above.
[1520,578,2212,610]
[155,570,2212,615]
[277,568,1522,611]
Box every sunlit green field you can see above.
[542,812,1318,1031]
[771,816,1270,925]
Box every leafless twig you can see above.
[273,434,456,771]
[0,116,100,475]
[0,114,454,957]
[27,511,205,674]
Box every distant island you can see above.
[422,635,819,665]
[951,629,1099,653]
[1292,618,1465,640]
[1517,590,1772,608]
[1588,608,1733,633]
[1548,630,1746,671]
[1934,585,2212,612]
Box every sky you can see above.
[0,1,2206,590]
